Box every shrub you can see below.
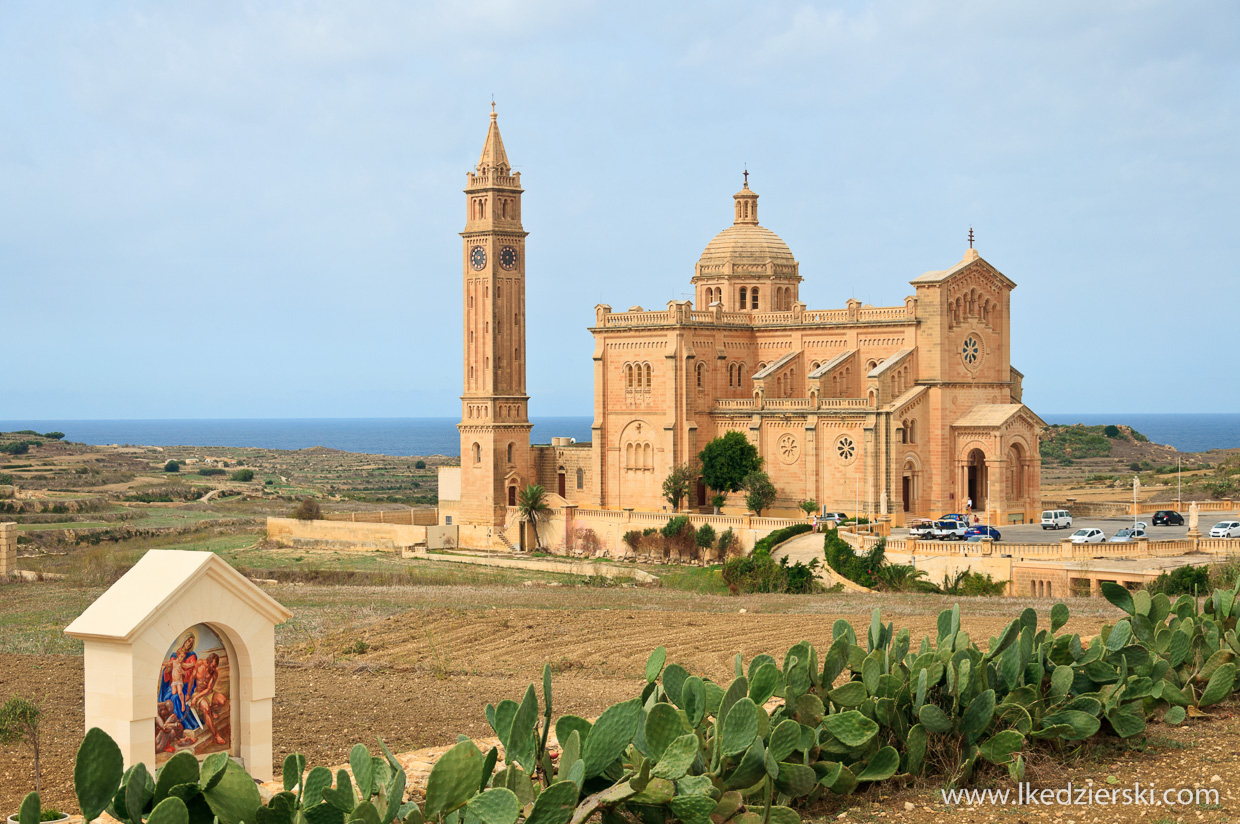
[752,523,812,556]
[742,470,777,516]
[415,459,427,469]
[938,569,1008,596]
[230,468,255,482]
[661,516,695,561]
[661,462,697,510]
[0,696,43,793]
[722,554,820,594]
[292,498,322,520]
[873,563,934,593]
[42,432,64,440]
[1104,424,1121,438]
[823,529,884,588]
[1146,564,1210,596]
[0,442,30,455]
[710,492,728,511]
[197,467,226,476]
[717,527,738,559]
[622,530,643,555]
[572,527,601,556]
[163,460,180,473]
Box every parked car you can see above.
[1209,521,1240,539]
[932,520,970,540]
[1070,528,1106,544]
[940,513,969,523]
[1109,528,1148,543]
[965,525,1001,541]
[1041,509,1073,530]
[1152,510,1184,526]
[822,512,848,524]
[908,519,936,539]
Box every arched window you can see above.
[643,443,653,469]
[472,442,481,464]
[576,468,584,489]
[696,362,705,388]
[751,287,759,309]
[507,442,514,463]
[469,294,474,309]
[738,364,745,383]
[908,420,917,443]
[739,287,748,308]
[644,364,652,387]
[625,442,634,468]
[626,364,634,388]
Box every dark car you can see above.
[1152,510,1184,526]
[965,525,1001,541]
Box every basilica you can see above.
[441,109,1043,542]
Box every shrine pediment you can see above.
[952,404,1045,433]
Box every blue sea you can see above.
[1,413,1237,457]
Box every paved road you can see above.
[893,509,1240,545]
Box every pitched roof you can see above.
[868,348,913,378]
[808,350,854,379]
[752,351,798,380]
[952,404,1046,429]
[64,550,292,643]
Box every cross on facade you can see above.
[743,168,749,186]
[968,227,975,248]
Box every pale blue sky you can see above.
[2,1,1236,419]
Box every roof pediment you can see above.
[952,404,1046,431]
[64,550,292,643]
[910,250,1015,291]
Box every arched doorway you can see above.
[557,467,567,498]
[966,448,988,511]
[508,484,517,507]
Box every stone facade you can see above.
[448,110,1044,543]
[0,522,15,576]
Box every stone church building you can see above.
[442,109,1043,542]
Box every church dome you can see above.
[694,180,799,280]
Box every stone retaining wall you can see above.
[267,517,427,551]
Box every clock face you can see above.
[499,245,519,271]
[469,246,487,271]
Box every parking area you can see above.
[892,509,1240,544]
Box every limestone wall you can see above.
[266,517,427,551]
[323,509,437,526]
[0,522,15,576]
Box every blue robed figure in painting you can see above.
[159,630,202,733]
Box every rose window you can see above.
[777,434,800,464]
[961,335,981,367]
[836,435,856,464]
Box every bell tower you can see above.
[458,105,531,528]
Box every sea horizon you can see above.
[3,412,1239,457]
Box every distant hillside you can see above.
[1040,423,1150,462]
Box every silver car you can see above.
[1110,528,1147,543]
[1210,521,1240,539]
[1070,528,1106,544]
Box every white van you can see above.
[1041,510,1072,530]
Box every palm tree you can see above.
[517,484,551,551]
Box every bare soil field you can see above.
[5,582,1240,823]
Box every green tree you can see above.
[743,470,777,516]
[695,523,716,555]
[230,468,255,482]
[0,696,42,794]
[517,484,551,551]
[799,499,818,517]
[42,432,65,440]
[699,431,762,494]
[163,459,180,473]
[415,459,427,469]
[661,462,696,511]
[1104,424,1121,439]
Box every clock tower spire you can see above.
[459,106,531,530]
